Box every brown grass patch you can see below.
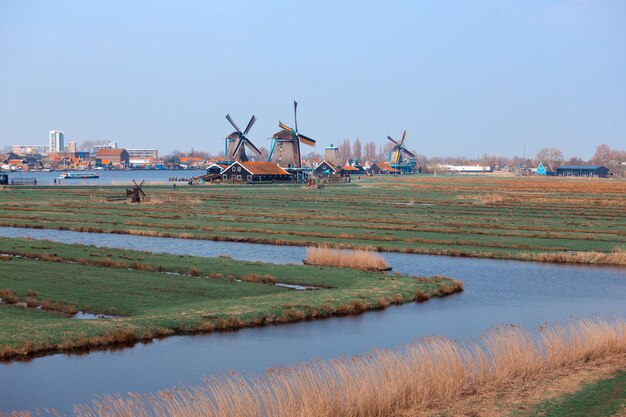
[305,247,389,271]
[0,289,17,304]
[242,274,277,284]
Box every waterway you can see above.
[0,227,624,413]
[4,169,207,186]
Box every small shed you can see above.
[221,161,292,182]
[536,162,553,176]
[556,165,609,178]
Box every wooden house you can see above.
[221,161,292,182]
[367,161,400,175]
[311,160,340,177]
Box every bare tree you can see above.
[363,142,377,161]
[591,144,614,165]
[352,138,362,161]
[338,138,351,164]
[535,148,564,168]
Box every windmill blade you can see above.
[138,187,147,197]
[387,136,399,146]
[225,114,241,133]
[298,134,316,147]
[243,115,256,136]
[294,101,298,133]
[244,139,262,157]
[139,180,145,187]
[233,138,244,156]
[279,121,293,132]
[132,179,139,187]
[401,148,416,158]
[400,130,407,145]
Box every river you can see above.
[0,227,624,413]
[4,169,207,186]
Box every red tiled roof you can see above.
[342,165,359,171]
[96,149,126,157]
[239,161,289,175]
[374,162,399,172]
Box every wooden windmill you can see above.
[224,114,262,163]
[268,101,316,168]
[387,131,415,165]
[126,180,147,203]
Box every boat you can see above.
[57,172,99,179]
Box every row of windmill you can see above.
[223,101,415,170]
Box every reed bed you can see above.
[63,318,626,417]
[305,247,390,271]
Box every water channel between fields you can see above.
[0,226,625,413]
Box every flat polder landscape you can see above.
[1,175,625,416]
[1,175,625,263]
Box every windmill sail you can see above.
[224,114,260,163]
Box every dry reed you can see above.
[305,247,390,271]
[69,318,625,417]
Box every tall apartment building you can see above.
[48,130,64,153]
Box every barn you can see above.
[221,161,292,182]
[96,148,130,167]
[556,165,609,178]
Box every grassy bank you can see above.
[516,370,626,417]
[10,318,622,417]
[1,176,625,265]
[0,238,462,360]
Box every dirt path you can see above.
[402,353,626,417]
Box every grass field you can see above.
[1,176,625,265]
[0,238,461,360]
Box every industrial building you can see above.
[556,165,609,178]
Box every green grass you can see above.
[1,176,625,264]
[0,238,462,360]
[514,370,626,417]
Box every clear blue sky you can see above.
[1,0,624,158]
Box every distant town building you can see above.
[441,165,492,173]
[66,141,77,153]
[11,144,49,155]
[90,142,118,157]
[49,130,64,153]
[127,148,158,159]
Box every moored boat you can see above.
[58,172,99,179]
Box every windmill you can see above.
[224,114,262,163]
[126,180,147,203]
[268,101,316,169]
[387,130,415,166]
